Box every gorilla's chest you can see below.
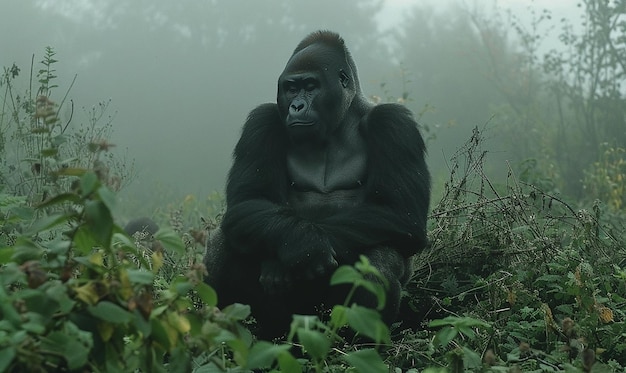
[286,137,367,211]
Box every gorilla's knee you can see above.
[362,248,410,323]
[203,228,227,288]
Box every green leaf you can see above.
[358,280,386,310]
[457,325,476,339]
[127,269,154,285]
[429,316,490,330]
[343,349,387,373]
[111,229,137,249]
[37,192,80,209]
[46,283,75,314]
[428,318,453,328]
[41,331,89,370]
[330,265,362,286]
[10,237,42,264]
[0,247,15,264]
[9,206,34,221]
[0,346,16,373]
[97,186,117,213]
[170,276,193,295]
[73,225,98,255]
[221,303,251,321]
[132,309,151,335]
[54,167,88,177]
[22,290,60,320]
[192,363,230,373]
[226,337,250,367]
[288,315,319,342]
[166,346,191,373]
[354,256,385,284]
[41,147,58,157]
[0,293,21,327]
[433,326,457,347]
[24,213,68,235]
[154,228,185,254]
[330,304,348,329]
[195,282,218,306]
[278,351,302,373]
[87,301,133,323]
[21,312,46,334]
[461,346,482,369]
[246,341,291,370]
[297,329,330,361]
[150,318,172,350]
[84,200,113,248]
[51,134,68,147]
[345,304,390,344]
[80,172,99,197]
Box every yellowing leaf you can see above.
[89,251,104,266]
[98,321,114,342]
[151,251,163,274]
[74,282,102,305]
[117,269,134,300]
[168,312,191,334]
[597,306,614,323]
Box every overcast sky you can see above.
[379,0,581,30]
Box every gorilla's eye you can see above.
[286,84,298,93]
[305,82,317,92]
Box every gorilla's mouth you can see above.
[289,121,315,127]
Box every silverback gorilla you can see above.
[204,30,430,339]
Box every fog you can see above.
[0,0,591,218]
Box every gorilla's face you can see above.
[277,43,355,143]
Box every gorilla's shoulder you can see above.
[362,103,420,139]
[371,102,413,114]
[240,103,284,141]
[246,103,280,126]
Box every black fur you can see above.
[204,31,430,339]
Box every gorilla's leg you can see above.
[204,229,298,339]
[329,248,409,324]
[367,248,410,323]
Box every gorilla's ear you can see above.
[339,69,350,88]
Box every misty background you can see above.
[2,0,621,220]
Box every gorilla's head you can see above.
[277,31,362,143]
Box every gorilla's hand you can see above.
[278,225,338,280]
[260,259,293,294]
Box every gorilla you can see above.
[204,30,430,339]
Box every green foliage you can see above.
[0,180,395,372]
[583,145,626,211]
[0,48,133,207]
[0,168,288,371]
[390,127,626,372]
[281,256,391,372]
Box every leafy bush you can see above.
[0,176,396,372]
[392,127,626,372]
[0,47,133,206]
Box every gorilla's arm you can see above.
[321,103,430,258]
[222,103,429,273]
[221,104,337,273]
